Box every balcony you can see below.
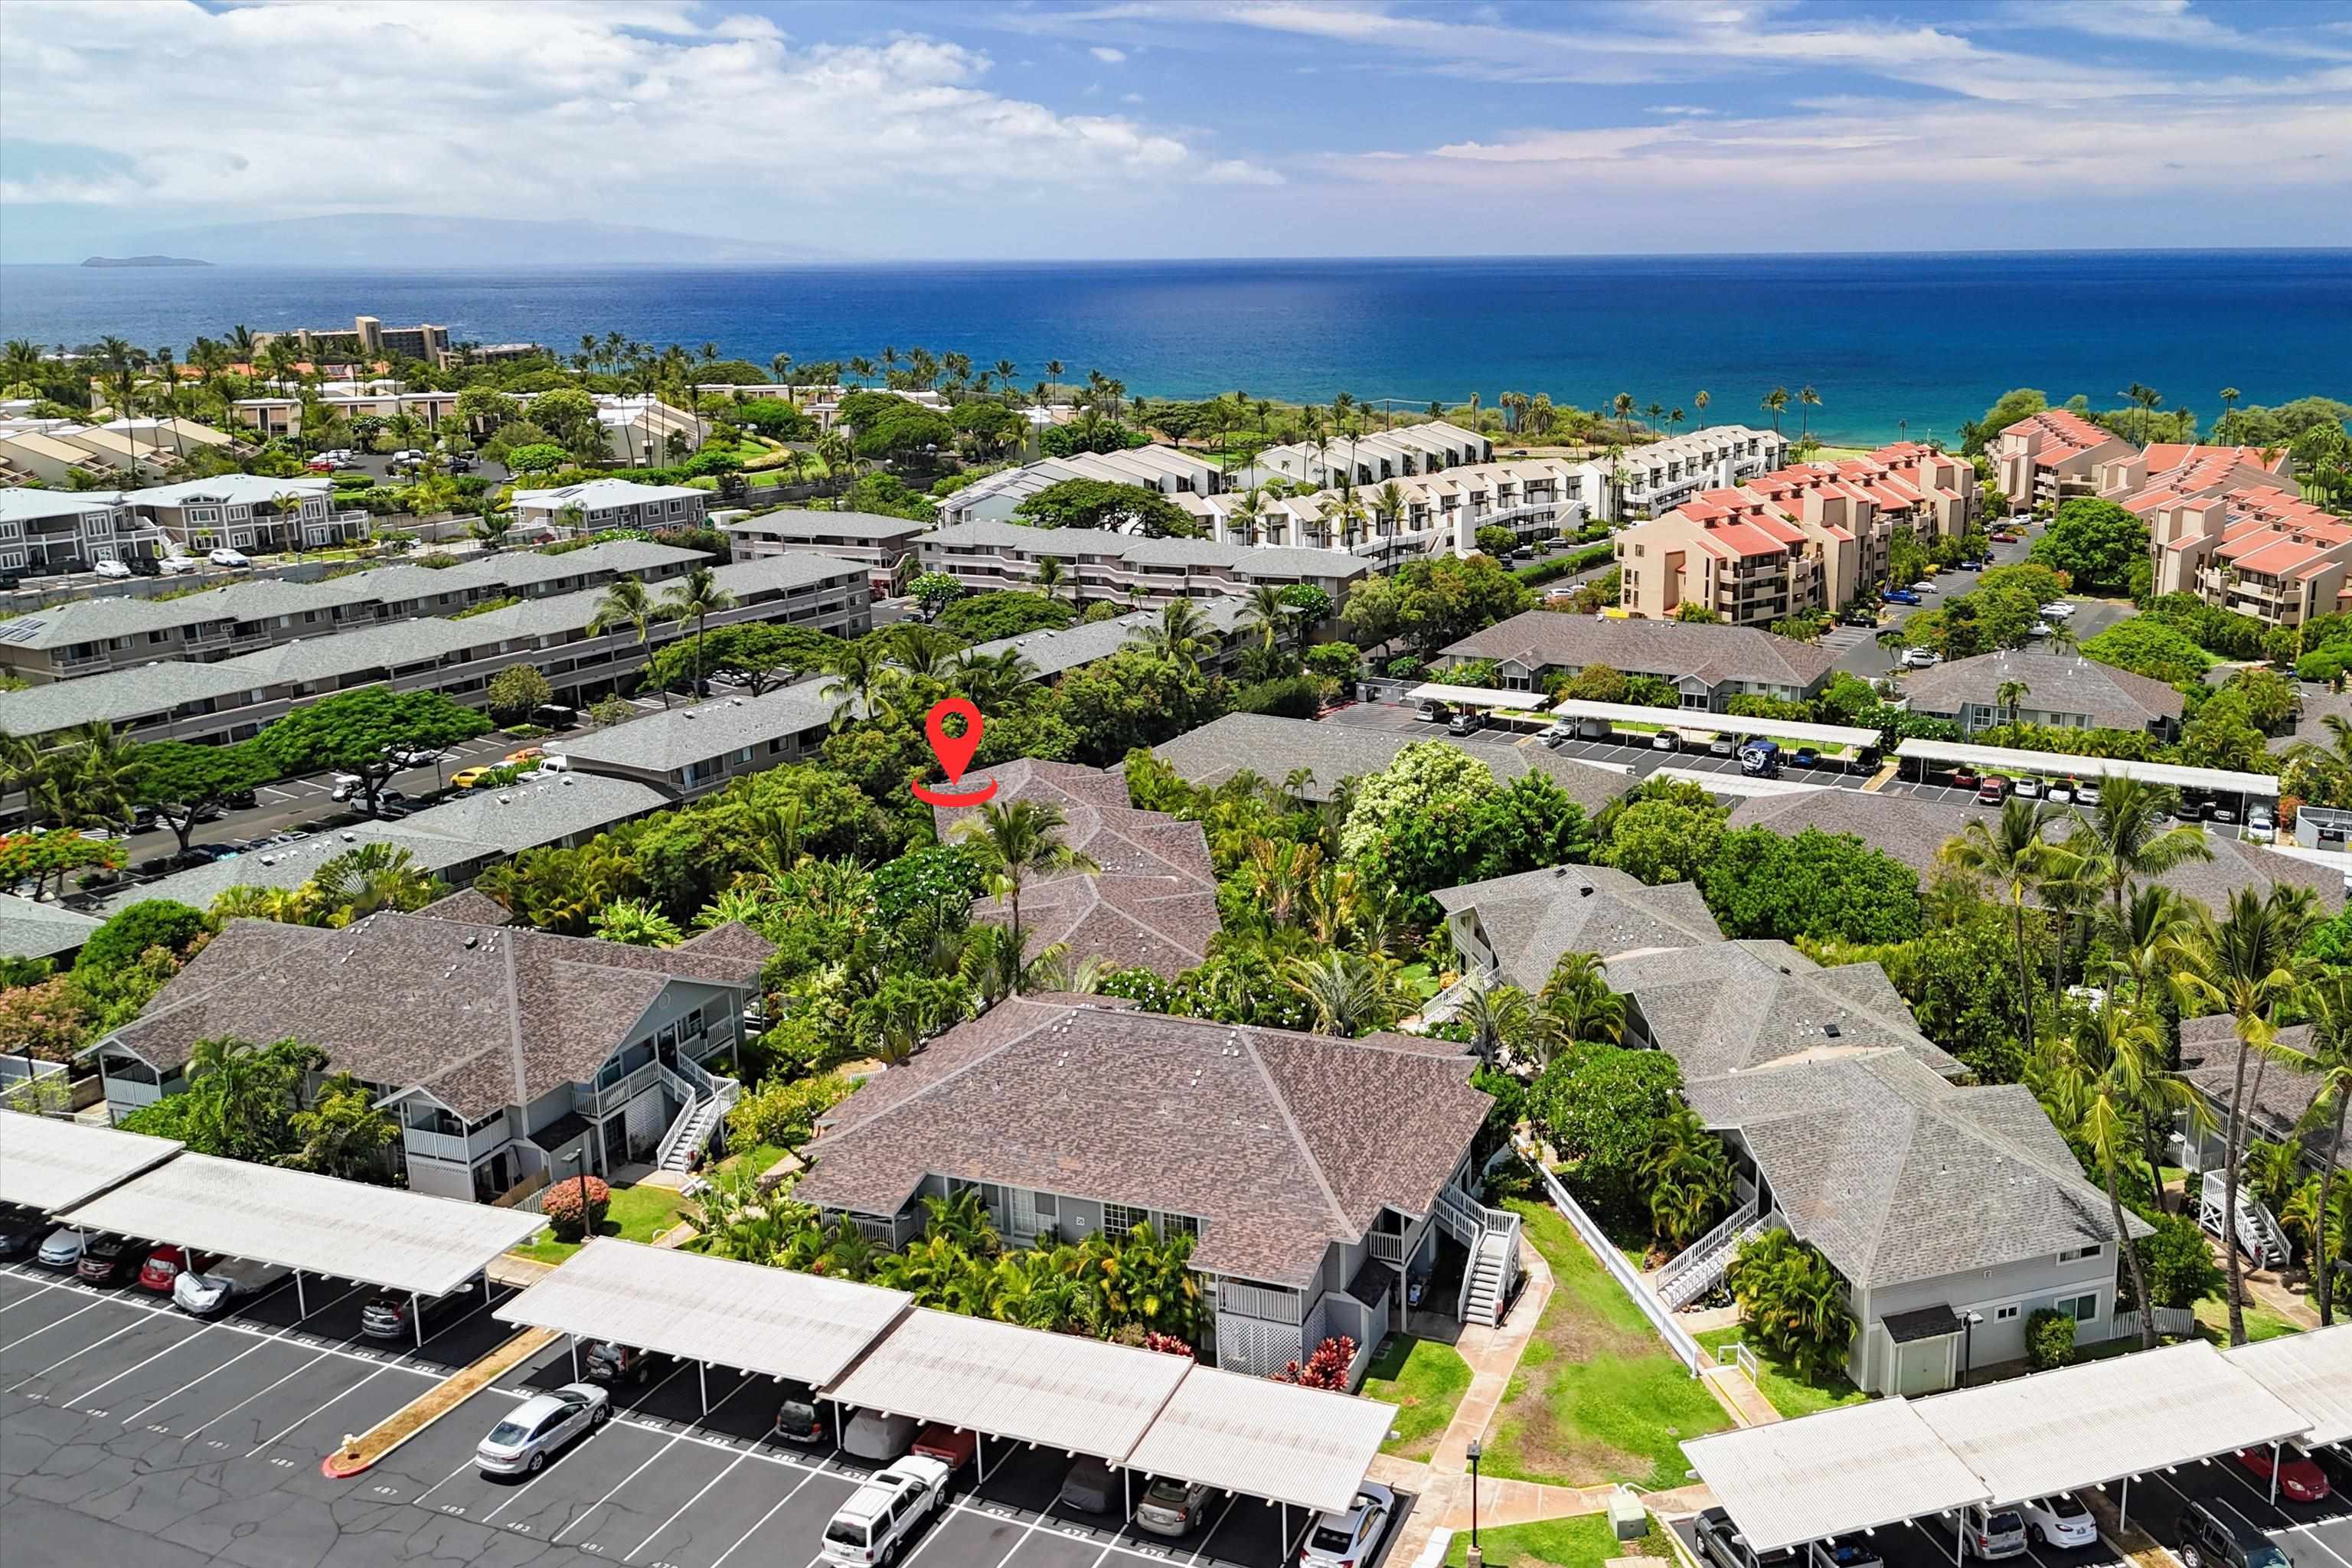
[573,1057,662,1120]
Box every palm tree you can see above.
[659,566,735,695]
[1940,799,2066,1044]
[1238,583,1289,654]
[2121,383,2164,443]
[1531,951,1626,1063]
[1285,950,1403,1037]
[1452,979,1532,1060]
[587,577,662,705]
[2217,387,2242,443]
[1034,554,1068,606]
[2072,775,2210,923]
[311,843,436,925]
[2297,974,2352,1325]
[61,720,144,831]
[2166,885,2322,1343]
[1995,678,2030,727]
[1694,389,1710,426]
[952,648,1041,713]
[1761,387,1790,435]
[1641,1109,1734,1248]
[818,641,890,730]
[953,799,1100,991]
[1126,598,1210,671]
[1797,386,1821,440]
[1610,392,1634,431]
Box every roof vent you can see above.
[1824,1022,1841,1038]
[1579,884,1593,897]
[463,935,478,949]
[341,831,356,841]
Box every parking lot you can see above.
[0,1256,1405,1568]
[1672,1448,2352,1568]
[1324,701,1877,790]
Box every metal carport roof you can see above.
[1893,739,2280,798]
[0,1109,181,1214]
[1122,1364,1396,1516]
[1681,1399,1991,1553]
[1910,1340,2309,1504]
[2224,1324,2352,1448]
[57,1150,544,1298]
[495,1237,912,1390]
[1406,682,1551,710]
[822,1306,1191,1463]
[1551,701,1877,750]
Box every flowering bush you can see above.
[1273,1335,1356,1390]
[541,1174,610,1240]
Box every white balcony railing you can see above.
[1214,1279,1306,1325]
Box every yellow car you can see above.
[504,746,544,766]
[450,766,495,789]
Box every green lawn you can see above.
[1695,1326,1869,1419]
[1443,1511,1666,1567]
[1480,1199,1730,1491]
[2194,1297,2304,1344]
[1361,1334,1474,1459]
[510,1183,697,1265]
[713,1142,789,1181]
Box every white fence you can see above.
[2109,1305,2199,1342]
[1531,1158,1705,1374]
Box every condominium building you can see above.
[509,477,707,535]
[230,388,462,438]
[1179,459,1589,567]
[915,518,1370,607]
[119,475,370,557]
[2095,443,2296,509]
[2148,485,2352,627]
[253,315,453,367]
[933,447,1226,527]
[1233,420,1493,489]
[0,491,168,575]
[1593,426,1788,521]
[1440,611,1837,709]
[0,538,706,685]
[1902,650,2184,739]
[0,551,869,743]
[720,508,927,595]
[1993,410,2135,510]
[577,394,709,466]
[1612,443,1978,623]
[0,428,123,487]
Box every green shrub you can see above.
[2025,1307,2077,1369]
[541,1174,611,1240]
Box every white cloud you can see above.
[1090,44,1127,61]
[1646,104,1718,116]
[1202,159,1284,185]
[0,0,1256,224]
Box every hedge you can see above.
[1514,541,1613,586]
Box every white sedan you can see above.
[208,548,251,568]
[1302,1483,1396,1566]
[2018,1493,2098,1550]
[92,558,132,579]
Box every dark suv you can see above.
[1697,1508,1795,1568]
[77,1232,152,1285]
[2177,1498,2289,1568]
[773,1380,828,1446]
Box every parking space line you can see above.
[117,1276,362,1428]
[2,1264,421,1380]
[548,1368,755,1542]
[4,1313,149,1392]
[240,1283,516,1457]
[57,1313,211,1407]
[709,1484,822,1568]
[476,1358,697,1526]
[626,1448,755,1560]
[1186,1495,1240,1566]
[2171,1460,2352,1568]
[0,1291,112,1353]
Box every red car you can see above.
[137,1244,214,1294]
[2235,1446,2331,1503]
[1949,768,1978,789]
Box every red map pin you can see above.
[912,698,998,807]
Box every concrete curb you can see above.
[322,1326,559,1478]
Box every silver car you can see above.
[1135,1476,1215,1537]
[476,1382,609,1476]
[174,1256,292,1317]
[35,1227,85,1269]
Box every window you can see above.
[1103,1203,1147,1240]
[1033,1192,1057,1217]
[1994,1304,2020,1322]
[2057,1243,2102,1263]
[1164,1214,1199,1238]
[2055,1292,2098,1324]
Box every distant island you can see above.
[80,254,211,269]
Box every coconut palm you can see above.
[1452,979,1532,1060]
[1285,949,1405,1037]
[1531,951,1625,1062]
[953,800,1100,991]
[1694,389,1710,425]
[2071,775,2211,921]
[1034,554,1068,606]
[2166,884,2323,1343]
[659,566,736,695]
[1797,386,1821,439]
[818,640,890,730]
[890,622,962,681]
[2297,973,2352,1325]
[950,648,1040,713]
[1238,583,1289,654]
[1125,598,1211,670]
[1943,799,2072,1043]
[1761,387,1790,434]
[587,576,664,705]
[1995,678,2030,727]
[60,720,145,831]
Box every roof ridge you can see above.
[808,998,1070,1145]
[1238,1030,1361,1242]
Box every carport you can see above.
[0,1109,181,1214]
[1550,700,1877,756]
[2225,1325,2352,1452]
[1683,1399,1991,1559]
[492,1236,913,1415]
[1893,740,2280,805]
[54,1150,543,1345]
[1913,1339,2310,1518]
[822,1306,1191,1514]
[1406,681,1552,716]
[1125,1364,1399,1546]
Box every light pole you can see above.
[562,1147,590,1240]
[1961,1310,1984,1387]
[1467,1439,1484,1568]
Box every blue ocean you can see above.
[2,250,2344,446]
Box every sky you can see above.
[2,0,2349,263]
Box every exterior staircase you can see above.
[655,1058,740,1175]
[1435,1182,1521,1328]
[1463,1230,1514,1326]
[1656,1197,1765,1312]
[2199,1170,2291,1268]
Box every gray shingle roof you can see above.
[799,996,1489,1288]
[473,540,704,590]
[217,616,485,683]
[1442,611,1838,691]
[724,509,926,543]
[0,893,105,961]
[388,772,665,854]
[712,550,867,596]
[556,688,836,775]
[1432,864,1726,989]
[2178,1015,2324,1150]
[965,602,1246,681]
[935,759,1220,977]
[107,911,770,1118]
[1683,1048,2146,1289]
[1903,651,2184,729]
[922,518,1372,581]
[1150,712,1632,817]
[0,662,255,738]
[95,822,497,915]
[1606,939,1964,1080]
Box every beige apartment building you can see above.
[253,315,453,366]
[2148,485,2352,628]
[1994,409,2135,510]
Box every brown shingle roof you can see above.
[1441,611,1836,692]
[105,913,771,1118]
[1903,651,2184,730]
[935,759,1221,977]
[799,998,1490,1288]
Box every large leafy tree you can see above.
[2029,498,2148,593]
[1700,826,1922,944]
[120,1036,320,1164]
[286,1074,399,1182]
[253,688,492,817]
[132,740,278,853]
[1013,478,1200,537]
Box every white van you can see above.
[821,1455,949,1566]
